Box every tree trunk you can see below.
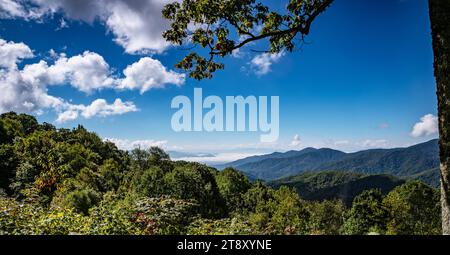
[429,0,450,235]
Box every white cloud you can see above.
[79,98,138,119]
[53,51,117,93]
[318,138,392,152]
[0,39,62,113]
[0,0,46,19]
[105,138,168,151]
[0,38,34,68]
[359,139,388,148]
[0,38,143,122]
[20,50,184,94]
[55,109,78,123]
[250,51,285,76]
[21,51,117,93]
[290,134,301,147]
[0,38,186,123]
[0,66,64,113]
[0,63,138,122]
[56,98,138,123]
[334,140,350,146]
[104,0,171,54]
[411,114,439,137]
[119,57,185,94]
[177,152,264,165]
[0,0,26,18]
[2,0,174,54]
[231,48,244,58]
[56,18,68,30]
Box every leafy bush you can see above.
[215,168,252,214]
[343,189,388,234]
[63,188,100,215]
[307,200,345,235]
[383,181,441,235]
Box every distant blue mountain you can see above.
[219,139,440,185]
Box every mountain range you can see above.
[218,139,440,187]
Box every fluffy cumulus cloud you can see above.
[56,99,138,123]
[103,0,171,54]
[250,51,285,76]
[0,39,62,113]
[79,98,137,118]
[55,110,78,123]
[0,66,64,113]
[119,57,185,94]
[0,38,148,123]
[19,50,184,94]
[411,114,439,137]
[21,51,117,93]
[0,0,174,54]
[0,38,34,68]
[105,138,168,151]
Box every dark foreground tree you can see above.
[163,0,450,234]
[429,0,450,234]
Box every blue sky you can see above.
[0,0,438,163]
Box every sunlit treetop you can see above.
[162,0,334,80]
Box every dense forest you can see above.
[0,112,442,235]
[269,171,407,206]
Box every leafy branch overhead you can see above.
[162,0,334,80]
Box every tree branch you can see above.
[208,0,333,56]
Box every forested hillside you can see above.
[0,113,442,235]
[269,171,406,206]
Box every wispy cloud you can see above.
[175,152,265,165]
[358,139,388,148]
[249,51,285,76]
[290,134,301,147]
[317,138,394,152]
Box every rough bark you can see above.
[429,0,450,234]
